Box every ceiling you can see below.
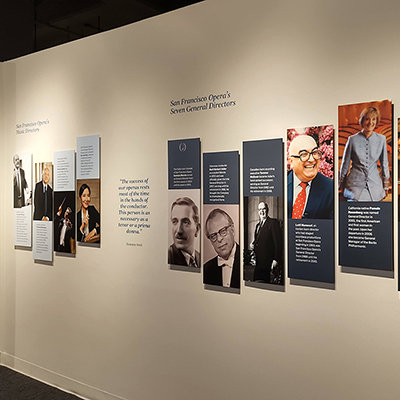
[0,0,203,62]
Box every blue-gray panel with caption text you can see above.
[339,202,393,270]
[288,219,334,283]
[243,138,283,197]
[168,138,201,190]
[203,151,239,205]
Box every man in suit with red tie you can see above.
[287,135,333,220]
[251,202,283,283]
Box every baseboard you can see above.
[0,352,127,400]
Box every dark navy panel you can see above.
[168,138,201,189]
[339,202,392,270]
[243,139,283,197]
[203,151,239,205]
[288,219,334,283]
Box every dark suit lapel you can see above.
[287,171,293,218]
[304,173,322,218]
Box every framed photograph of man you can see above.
[13,153,32,209]
[167,189,201,269]
[54,190,76,254]
[203,204,240,289]
[287,126,334,220]
[243,197,284,285]
[33,162,53,221]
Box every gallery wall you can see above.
[1,0,400,399]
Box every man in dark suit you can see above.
[13,154,28,208]
[55,205,74,253]
[168,197,200,267]
[33,167,53,221]
[251,202,283,283]
[288,135,333,219]
[203,209,240,288]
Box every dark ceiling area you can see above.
[0,0,203,62]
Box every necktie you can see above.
[17,171,21,195]
[189,255,197,268]
[292,182,307,219]
[44,186,47,215]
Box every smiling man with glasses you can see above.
[203,208,240,288]
[288,135,333,219]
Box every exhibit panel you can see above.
[2,1,400,400]
[338,100,393,271]
[54,150,76,255]
[13,153,32,247]
[167,138,201,270]
[32,161,53,262]
[203,151,240,290]
[243,139,284,287]
[287,126,335,283]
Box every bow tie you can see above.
[218,257,233,268]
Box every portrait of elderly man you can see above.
[288,135,333,219]
[340,106,390,202]
[33,167,53,221]
[13,154,29,208]
[168,197,200,267]
[203,208,240,288]
[251,202,283,283]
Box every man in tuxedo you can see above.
[251,202,283,283]
[203,209,240,288]
[168,197,200,267]
[55,205,74,253]
[13,154,28,208]
[33,167,53,221]
[288,135,333,219]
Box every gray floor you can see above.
[0,366,82,400]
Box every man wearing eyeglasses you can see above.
[288,135,333,219]
[203,208,240,288]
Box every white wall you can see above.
[1,0,400,399]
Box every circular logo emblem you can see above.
[179,142,187,152]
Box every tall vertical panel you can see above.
[338,101,393,271]
[203,151,240,291]
[54,150,76,255]
[33,161,54,262]
[287,126,335,283]
[243,139,284,288]
[13,152,32,247]
[167,138,201,270]
[77,135,101,246]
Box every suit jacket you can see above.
[33,181,53,220]
[77,205,100,243]
[56,214,74,253]
[288,170,333,219]
[13,168,28,208]
[253,217,283,282]
[340,131,389,201]
[203,243,240,288]
[168,244,200,267]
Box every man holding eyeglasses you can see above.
[203,208,240,288]
[288,135,333,219]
